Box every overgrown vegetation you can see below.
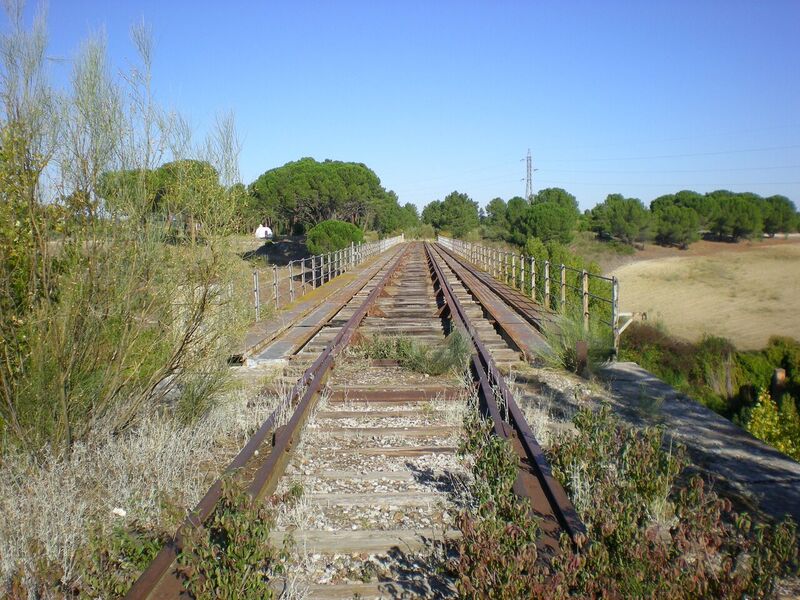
[351,332,471,376]
[178,480,295,600]
[305,218,364,255]
[454,409,543,598]
[0,384,280,596]
[0,9,250,455]
[540,307,614,375]
[0,7,272,597]
[744,389,800,460]
[621,323,800,459]
[76,524,166,598]
[452,401,799,598]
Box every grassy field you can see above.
[611,239,800,349]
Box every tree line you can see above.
[419,187,798,250]
[97,157,422,239]
[592,190,797,248]
[97,155,798,250]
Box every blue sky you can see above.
[18,1,800,211]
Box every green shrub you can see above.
[306,220,364,255]
[453,408,544,599]
[407,223,436,240]
[744,389,800,461]
[351,332,470,376]
[78,524,166,598]
[765,336,800,397]
[621,323,800,423]
[177,480,292,600]
[736,352,775,406]
[546,405,798,598]
[463,228,482,243]
[451,401,799,598]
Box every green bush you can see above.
[351,333,470,376]
[621,323,800,423]
[406,223,436,240]
[78,524,166,598]
[305,220,364,255]
[178,480,293,599]
[451,401,799,598]
[546,406,799,598]
[453,408,543,599]
[744,389,800,460]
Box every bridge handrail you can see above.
[251,234,405,319]
[437,235,620,353]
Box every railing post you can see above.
[350,241,355,270]
[289,261,295,303]
[253,270,260,321]
[582,270,589,332]
[544,261,551,310]
[311,255,317,289]
[512,254,517,289]
[327,251,332,282]
[520,255,525,293]
[560,264,567,312]
[530,257,536,300]
[613,276,620,357]
[301,257,307,296]
[272,264,279,309]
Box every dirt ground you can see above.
[610,237,800,349]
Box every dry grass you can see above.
[0,366,285,590]
[611,244,800,349]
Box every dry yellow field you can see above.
[611,243,800,349]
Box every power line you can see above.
[537,144,800,163]
[544,164,800,175]
[536,178,800,188]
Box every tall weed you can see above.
[351,332,470,376]
[540,307,614,374]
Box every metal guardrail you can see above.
[252,234,405,319]
[437,235,620,352]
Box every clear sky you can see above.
[16,0,800,212]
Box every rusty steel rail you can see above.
[435,241,557,334]
[425,242,585,546]
[126,244,410,600]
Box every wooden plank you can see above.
[314,425,457,437]
[308,491,448,506]
[327,388,464,402]
[274,580,455,600]
[349,445,457,457]
[288,469,449,481]
[269,528,460,554]
[316,409,448,419]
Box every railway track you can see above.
[127,241,583,599]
